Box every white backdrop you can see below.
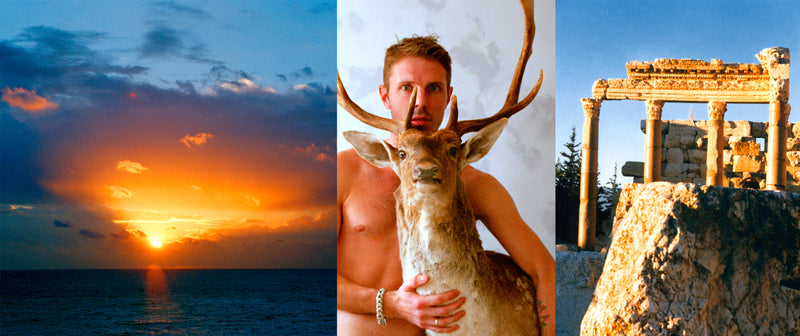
[337,0,555,257]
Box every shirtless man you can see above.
[337,36,555,336]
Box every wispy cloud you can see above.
[180,132,214,148]
[53,220,72,228]
[1,87,59,112]
[79,229,104,239]
[116,160,148,174]
[109,186,134,198]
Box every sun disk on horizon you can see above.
[149,239,163,248]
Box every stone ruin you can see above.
[556,48,799,335]
[577,47,791,250]
[622,120,800,192]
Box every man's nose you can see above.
[413,87,427,109]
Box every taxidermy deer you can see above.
[339,0,542,334]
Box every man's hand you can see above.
[384,274,466,333]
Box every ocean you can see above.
[1,268,336,335]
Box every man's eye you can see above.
[400,85,412,91]
[429,85,440,92]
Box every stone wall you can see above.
[581,182,800,335]
[622,120,800,192]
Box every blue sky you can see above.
[556,0,800,183]
[1,0,337,269]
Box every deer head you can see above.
[340,0,541,199]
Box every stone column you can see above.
[706,101,727,186]
[758,47,790,191]
[578,98,601,251]
[644,100,664,183]
[766,99,790,190]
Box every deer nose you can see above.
[414,163,439,180]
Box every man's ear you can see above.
[462,118,508,165]
[343,131,397,168]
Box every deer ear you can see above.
[463,118,508,165]
[343,131,397,168]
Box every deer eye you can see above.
[398,150,407,160]
[448,147,458,157]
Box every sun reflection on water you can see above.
[138,266,183,332]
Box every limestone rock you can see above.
[581,182,800,336]
[557,251,606,336]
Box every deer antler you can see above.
[447,0,542,136]
[337,71,403,134]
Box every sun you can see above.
[149,239,163,248]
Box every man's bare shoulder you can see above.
[461,165,502,191]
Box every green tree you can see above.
[555,127,581,244]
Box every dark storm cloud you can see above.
[0,27,147,92]
[138,26,219,64]
[276,66,315,83]
[53,220,72,228]
[79,229,105,239]
[0,112,56,204]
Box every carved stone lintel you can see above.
[582,98,602,119]
[708,101,727,120]
[646,100,664,120]
[592,79,609,100]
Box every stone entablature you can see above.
[591,48,790,103]
[622,120,800,192]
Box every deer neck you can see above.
[394,179,484,281]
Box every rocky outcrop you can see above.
[581,182,800,335]
[556,250,606,336]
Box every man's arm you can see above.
[337,273,466,332]
[465,169,556,336]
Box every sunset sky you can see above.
[0,1,336,269]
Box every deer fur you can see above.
[344,118,540,335]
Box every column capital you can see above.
[581,98,601,118]
[645,100,664,120]
[769,78,790,102]
[707,101,727,120]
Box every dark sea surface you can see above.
[1,269,335,335]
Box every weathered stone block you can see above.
[723,149,733,165]
[665,148,684,163]
[732,155,764,173]
[730,140,761,156]
[663,134,681,148]
[695,136,707,150]
[752,121,768,138]
[787,138,800,151]
[662,163,685,178]
[687,149,705,164]
[792,123,800,138]
[622,161,644,177]
[679,135,696,148]
[668,121,700,136]
[556,251,606,336]
[788,151,800,167]
[581,183,800,336]
[726,120,752,137]
[686,163,702,175]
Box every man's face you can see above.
[380,56,453,133]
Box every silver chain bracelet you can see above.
[376,288,387,326]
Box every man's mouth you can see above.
[410,116,432,128]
